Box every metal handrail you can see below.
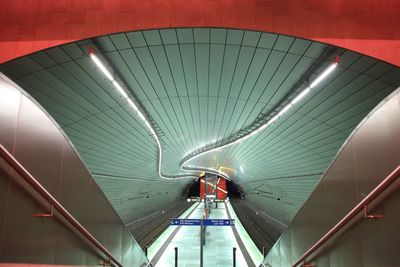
[292,164,400,267]
[0,144,123,267]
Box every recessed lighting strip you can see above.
[180,60,339,174]
[89,52,206,180]
[90,49,338,182]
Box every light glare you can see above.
[112,80,128,98]
[277,104,292,117]
[291,87,310,104]
[127,99,139,112]
[90,52,195,180]
[181,62,339,175]
[310,63,337,89]
[90,54,114,81]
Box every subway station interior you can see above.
[0,1,399,267]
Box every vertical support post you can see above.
[145,246,148,256]
[204,175,207,203]
[200,219,204,267]
[262,246,265,258]
[174,247,178,267]
[233,247,237,267]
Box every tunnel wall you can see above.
[263,88,400,267]
[0,73,148,266]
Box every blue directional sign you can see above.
[170,219,202,226]
[170,218,235,226]
[203,219,235,226]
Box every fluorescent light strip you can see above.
[90,54,114,81]
[127,99,139,112]
[90,52,197,180]
[180,62,338,174]
[90,51,338,182]
[112,80,128,98]
[277,103,292,117]
[310,63,337,89]
[291,87,310,105]
[182,165,230,180]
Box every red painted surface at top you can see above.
[0,0,399,66]
[216,179,227,199]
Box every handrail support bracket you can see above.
[33,204,54,218]
[363,205,384,220]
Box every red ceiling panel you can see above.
[0,0,399,66]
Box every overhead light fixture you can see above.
[89,53,114,81]
[310,63,338,89]
[277,103,292,117]
[112,80,128,98]
[291,88,310,105]
[219,166,235,173]
[181,61,339,175]
[267,114,279,125]
[127,99,139,112]
[89,50,197,180]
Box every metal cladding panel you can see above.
[323,143,358,223]
[278,229,292,267]
[59,144,92,224]
[323,225,363,267]
[0,78,19,150]
[0,75,148,266]
[359,191,400,267]
[14,94,65,199]
[0,78,20,244]
[352,95,400,200]
[53,213,89,265]
[264,239,280,267]
[263,88,400,266]
[289,185,329,262]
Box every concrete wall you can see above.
[0,73,148,267]
[263,88,400,267]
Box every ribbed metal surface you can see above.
[0,74,148,266]
[263,88,400,267]
[1,28,399,231]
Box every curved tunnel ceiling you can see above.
[1,28,400,229]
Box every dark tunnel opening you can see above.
[226,180,245,200]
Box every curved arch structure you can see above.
[1,1,400,260]
[2,27,399,230]
[0,0,399,66]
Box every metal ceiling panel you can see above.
[1,28,399,233]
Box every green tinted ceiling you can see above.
[1,28,399,229]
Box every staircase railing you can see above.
[292,164,400,267]
[0,144,123,267]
